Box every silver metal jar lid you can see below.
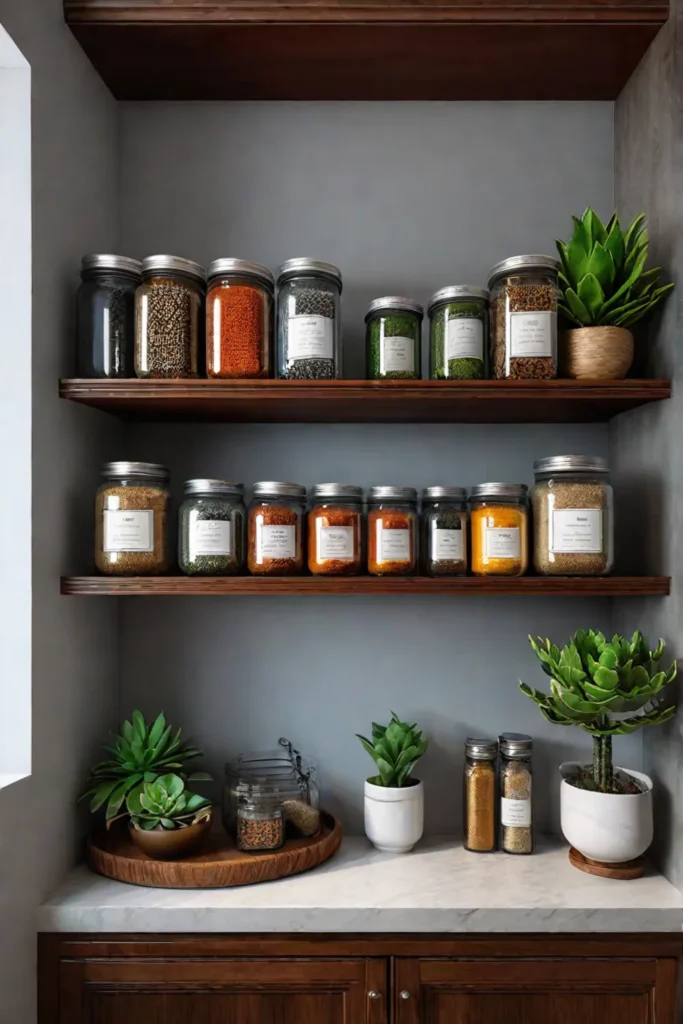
[81,254,142,278]
[312,483,363,501]
[207,259,274,289]
[184,479,245,496]
[488,254,560,289]
[101,461,169,481]
[277,259,342,289]
[423,486,468,501]
[499,732,533,756]
[465,737,498,760]
[252,481,306,499]
[470,483,528,501]
[428,285,489,314]
[365,296,424,321]
[141,255,206,284]
[368,486,418,502]
[534,455,609,476]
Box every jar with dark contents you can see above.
[236,786,285,852]
[77,254,141,378]
[206,259,274,379]
[499,733,533,855]
[428,285,489,380]
[464,738,498,853]
[308,484,363,576]
[95,461,170,575]
[421,486,468,576]
[135,255,205,378]
[277,259,342,379]
[248,482,306,575]
[367,486,418,576]
[488,255,559,380]
[178,479,246,576]
[365,296,423,380]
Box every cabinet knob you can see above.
[400,990,411,1000]
[368,990,381,1000]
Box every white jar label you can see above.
[190,520,232,557]
[446,319,484,361]
[501,796,532,827]
[432,529,463,561]
[287,315,333,361]
[377,524,411,563]
[317,525,354,562]
[103,510,154,553]
[381,335,414,374]
[485,527,520,559]
[551,509,603,553]
[509,311,555,358]
[257,524,296,560]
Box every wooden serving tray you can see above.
[88,811,342,889]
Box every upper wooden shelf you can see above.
[64,0,668,100]
[59,378,670,424]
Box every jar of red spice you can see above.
[308,484,363,576]
[248,482,306,576]
[367,486,418,576]
[206,259,274,379]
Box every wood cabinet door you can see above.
[58,956,387,1024]
[394,956,677,1024]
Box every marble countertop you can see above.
[39,836,683,934]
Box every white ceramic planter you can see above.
[559,762,653,864]
[364,779,424,854]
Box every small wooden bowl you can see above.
[561,326,634,379]
[129,814,213,860]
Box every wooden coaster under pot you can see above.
[569,846,645,880]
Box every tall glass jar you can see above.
[531,455,613,576]
[248,482,306,576]
[499,733,533,855]
[277,259,342,379]
[428,286,489,380]
[95,462,169,575]
[367,486,418,576]
[135,255,205,378]
[470,483,529,577]
[178,479,246,576]
[365,296,423,380]
[464,738,498,853]
[308,484,363,576]
[421,486,468,576]
[206,259,274,379]
[488,255,559,380]
[77,254,141,378]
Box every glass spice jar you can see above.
[499,733,533,855]
[428,285,489,380]
[135,255,205,378]
[308,483,363,576]
[236,786,285,852]
[277,259,342,379]
[178,479,246,576]
[421,486,468,576]
[206,259,274,379]
[464,738,498,853]
[77,254,142,378]
[365,296,423,380]
[367,486,418,576]
[95,461,170,575]
[488,255,559,380]
[248,481,306,576]
[470,483,529,577]
[531,455,613,577]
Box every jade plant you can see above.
[357,712,428,787]
[556,208,673,328]
[126,774,212,832]
[520,629,676,793]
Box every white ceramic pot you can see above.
[559,762,653,864]
[364,778,424,854]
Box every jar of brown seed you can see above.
[499,733,532,855]
[236,787,285,852]
[532,455,613,576]
[95,461,170,575]
[488,255,559,380]
[135,255,205,378]
[464,738,497,852]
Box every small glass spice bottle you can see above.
[428,285,489,380]
[178,479,246,576]
[464,738,498,853]
[135,255,205,379]
[421,487,468,576]
[95,461,170,576]
[77,254,142,378]
[206,259,274,379]
[499,733,533,855]
[488,255,559,380]
[367,486,418,576]
[277,259,342,380]
[308,484,363,576]
[236,786,285,852]
[248,482,306,576]
[365,296,423,380]
[470,483,529,577]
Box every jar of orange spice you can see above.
[308,484,363,576]
[470,483,529,577]
[248,482,306,576]
[206,259,274,378]
[368,486,418,576]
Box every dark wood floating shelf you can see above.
[64,0,667,100]
[59,378,671,424]
[61,576,671,596]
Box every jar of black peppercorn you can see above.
[77,254,141,378]
[135,255,205,379]
[179,479,246,576]
[421,486,468,576]
[277,259,342,379]
[365,296,423,380]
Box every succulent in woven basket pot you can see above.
[556,208,673,379]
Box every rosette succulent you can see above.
[127,774,212,831]
[357,712,428,787]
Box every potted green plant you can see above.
[520,629,676,865]
[556,208,673,378]
[124,774,213,859]
[357,712,428,854]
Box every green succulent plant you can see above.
[556,208,673,328]
[81,710,211,824]
[357,712,428,787]
[520,629,677,792]
[127,774,212,832]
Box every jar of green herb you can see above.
[365,296,423,380]
[428,285,489,380]
[179,479,246,576]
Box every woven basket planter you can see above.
[561,326,634,380]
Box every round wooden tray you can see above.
[88,810,342,888]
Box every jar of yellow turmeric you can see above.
[470,483,529,577]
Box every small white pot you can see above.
[364,778,424,854]
[560,762,653,864]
